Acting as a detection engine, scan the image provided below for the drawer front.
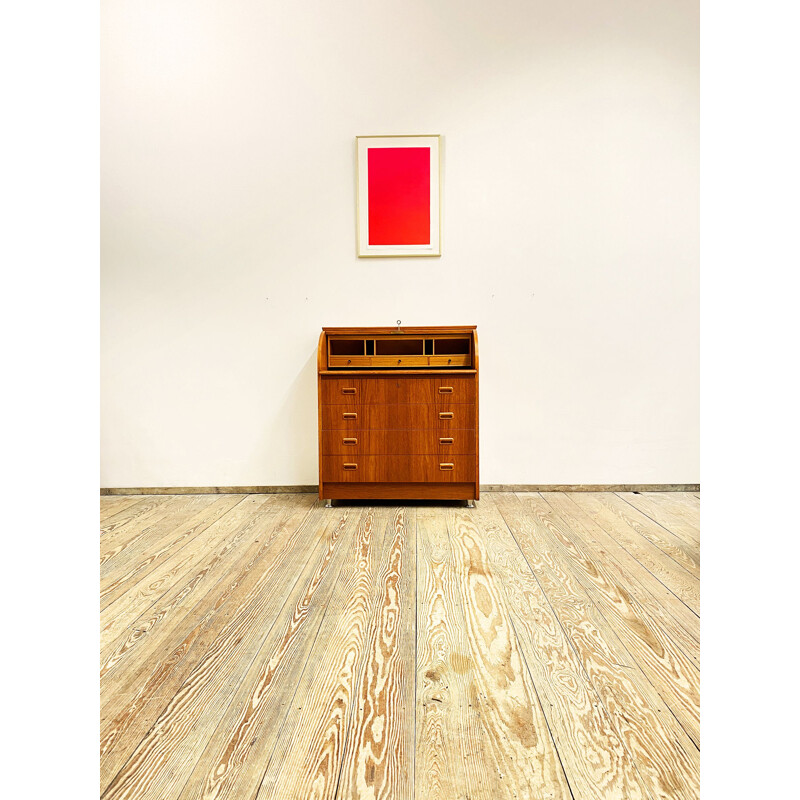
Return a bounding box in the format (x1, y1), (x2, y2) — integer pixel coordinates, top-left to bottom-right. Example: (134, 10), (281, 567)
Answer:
(321, 429), (476, 456)
(321, 403), (476, 431)
(427, 356), (471, 368)
(321, 455), (476, 483)
(320, 376), (475, 405)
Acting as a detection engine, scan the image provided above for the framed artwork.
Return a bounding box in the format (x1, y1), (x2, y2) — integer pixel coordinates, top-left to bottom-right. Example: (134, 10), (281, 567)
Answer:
(356, 134), (441, 257)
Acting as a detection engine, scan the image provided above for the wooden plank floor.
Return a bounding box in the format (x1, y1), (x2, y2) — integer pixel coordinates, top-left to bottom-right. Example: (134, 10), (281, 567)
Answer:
(100, 492), (700, 800)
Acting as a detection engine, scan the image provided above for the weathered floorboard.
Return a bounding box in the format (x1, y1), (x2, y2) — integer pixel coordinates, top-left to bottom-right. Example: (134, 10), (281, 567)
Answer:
(489, 493), (700, 794)
(513, 493), (700, 744)
(100, 496), (323, 794)
(541, 493), (699, 663)
(413, 508), (506, 800)
(589, 492), (699, 578)
(255, 506), (393, 800)
(471, 499), (651, 800)
(101, 495), (150, 523)
(334, 507), (417, 800)
(100, 494), (244, 610)
(100, 493), (700, 800)
(566, 493), (700, 615)
(618, 493), (700, 549)
(445, 507), (572, 800)
(174, 508), (360, 800)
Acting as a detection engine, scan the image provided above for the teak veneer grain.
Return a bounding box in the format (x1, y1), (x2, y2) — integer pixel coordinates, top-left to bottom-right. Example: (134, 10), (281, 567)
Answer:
(318, 326), (480, 503)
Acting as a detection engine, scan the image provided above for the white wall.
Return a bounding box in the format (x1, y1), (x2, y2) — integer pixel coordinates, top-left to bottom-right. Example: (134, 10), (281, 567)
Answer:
(101, 0), (699, 487)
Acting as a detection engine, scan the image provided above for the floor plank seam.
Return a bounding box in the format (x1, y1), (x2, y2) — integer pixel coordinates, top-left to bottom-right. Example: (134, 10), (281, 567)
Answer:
(542, 497), (700, 662)
(329, 505), (396, 800)
(177, 502), (352, 800)
(412, 506), (418, 800)
(100, 496), (270, 660)
(249, 511), (349, 800)
(101, 493), (699, 800)
(499, 492), (701, 782)
(507, 611), (578, 800)
(100, 494), (250, 613)
(561, 493), (700, 621)
(596, 494), (699, 577)
(100, 499), (291, 684)
(614, 492), (701, 555)
(103, 501), (338, 800)
(543, 496), (702, 752)
(539, 494), (701, 660)
(499, 498), (659, 798)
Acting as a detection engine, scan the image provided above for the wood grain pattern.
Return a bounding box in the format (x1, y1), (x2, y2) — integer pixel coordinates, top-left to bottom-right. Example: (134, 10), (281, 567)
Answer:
(593, 492), (700, 576)
(447, 509), (572, 800)
(619, 493), (701, 549)
(103, 505), (353, 800)
(491, 494), (701, 773)
(324, 482), (476, 501)
(254, 507), (393, 799)
(414, 509), (503, 800)
(318, 327), (479, 503)
(521, 494), (701, 742)
(321, 454), (476, 483)
(566, 492), (700, 615)
(101, 495), (151, 522)
(99, 496), (281, 685)
(335, 508), (417, 800)
(100, 496), (248, 649)
(320, 376), (476, 405)
(174, 509), (360, 800)
(541, 493), (699, 660)
(470, 501), (650, 800)
(321, 428), (476, 456)
(100, 495), (320, 794)
(101, 492), (700, 800)
(100, 495), (244, 610)
(100, 496), (184, 563)
(321, 403), (476, 432)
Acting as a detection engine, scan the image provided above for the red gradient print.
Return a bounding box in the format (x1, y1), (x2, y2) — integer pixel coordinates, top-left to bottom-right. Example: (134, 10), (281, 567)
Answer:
(368, 147), (431, 245)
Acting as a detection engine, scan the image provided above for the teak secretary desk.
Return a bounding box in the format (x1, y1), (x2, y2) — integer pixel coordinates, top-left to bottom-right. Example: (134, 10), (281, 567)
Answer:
(317, 325), (479, 504)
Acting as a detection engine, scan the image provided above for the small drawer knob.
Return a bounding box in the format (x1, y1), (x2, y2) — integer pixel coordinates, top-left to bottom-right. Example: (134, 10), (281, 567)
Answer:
(440, 437), (454, 444)
(343, 438), (357, 445)
(439, 463), (455, 470)
(438, 386), (454, 393)
(343, 463), (357, 470)
(342, 387), (357, 394)
(343, 412), (357, 419)
(439, 412), (454, 419)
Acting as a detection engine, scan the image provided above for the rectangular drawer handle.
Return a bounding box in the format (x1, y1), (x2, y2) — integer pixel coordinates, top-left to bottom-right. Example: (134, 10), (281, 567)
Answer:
(342, 412), (357, 419)
(440, 463), (455, 470)
(438, 386), (454, 393)
(439, 437), (454, 444)
(343, 463), (358, 470)
(439, 411), (454, 419)
(342, 438), (357, 445)
(341, 387), (357, 394)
